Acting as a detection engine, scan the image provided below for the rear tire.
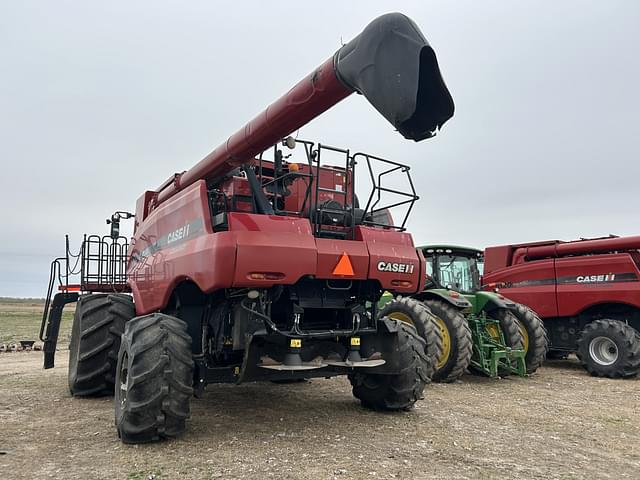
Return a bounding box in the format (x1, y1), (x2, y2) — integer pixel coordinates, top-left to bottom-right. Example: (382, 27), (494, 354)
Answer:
(349, 320), (431, 411)
(115, 313), (194, 444)
(511, 304), (549, 373)
(68, 294), (135, 397)
(490, 308), (524, 350)
(488, 308), (525, 375)
(378, 297), (443, 379)
(424, 299), (472, 383)
(576, 319), (640, 378)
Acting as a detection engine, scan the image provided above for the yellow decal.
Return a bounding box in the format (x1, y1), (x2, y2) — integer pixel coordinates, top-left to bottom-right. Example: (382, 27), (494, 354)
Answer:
(350, 337), (361, 346)
(290, 339), (302, 348)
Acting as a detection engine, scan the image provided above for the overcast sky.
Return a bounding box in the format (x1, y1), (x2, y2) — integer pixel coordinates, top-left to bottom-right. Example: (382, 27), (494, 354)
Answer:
(1, 1), (639, 297)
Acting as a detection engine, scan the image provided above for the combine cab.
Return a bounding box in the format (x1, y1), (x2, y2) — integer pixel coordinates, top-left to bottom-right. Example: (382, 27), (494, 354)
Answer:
(41, 13), (455, 443)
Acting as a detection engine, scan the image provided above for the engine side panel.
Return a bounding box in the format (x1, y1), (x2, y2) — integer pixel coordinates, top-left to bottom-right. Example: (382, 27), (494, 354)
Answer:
(554, 253), (640, 316)
(128, 180), (235, 314)
(482, 258), (558, 317)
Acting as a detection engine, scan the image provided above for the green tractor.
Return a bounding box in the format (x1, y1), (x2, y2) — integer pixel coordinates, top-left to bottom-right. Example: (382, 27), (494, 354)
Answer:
(380, 245), (548, 382)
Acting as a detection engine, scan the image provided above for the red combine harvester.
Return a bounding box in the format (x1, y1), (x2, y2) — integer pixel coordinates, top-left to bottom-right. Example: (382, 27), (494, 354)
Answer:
(483, 235), (640, 378)
(41, 13), (454, 443)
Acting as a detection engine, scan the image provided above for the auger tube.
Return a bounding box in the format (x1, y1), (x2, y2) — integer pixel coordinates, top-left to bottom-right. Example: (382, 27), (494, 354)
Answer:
(153, 12), (454, 208)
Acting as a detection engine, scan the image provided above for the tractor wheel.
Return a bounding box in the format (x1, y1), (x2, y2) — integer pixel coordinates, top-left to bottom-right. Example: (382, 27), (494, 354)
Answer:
(378, 297), (443, 379)
(487, 308), (525, 374)
(424, 299), (472, 383)
(488, 308), (524, 350)
(511, 304), (549, 373)
(349, 320), (431, 411)
(68, 294), (135, 397)
(115, 313), (194, 444)
(576, 319), (640, 378)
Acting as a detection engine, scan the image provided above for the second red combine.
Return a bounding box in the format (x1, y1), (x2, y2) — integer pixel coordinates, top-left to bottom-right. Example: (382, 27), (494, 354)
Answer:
(483, 235), (640, 378)
(41, 13), (455, 443)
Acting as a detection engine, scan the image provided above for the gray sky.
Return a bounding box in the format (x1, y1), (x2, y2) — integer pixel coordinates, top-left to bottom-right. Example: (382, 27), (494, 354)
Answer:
(1, 1), (639, 297)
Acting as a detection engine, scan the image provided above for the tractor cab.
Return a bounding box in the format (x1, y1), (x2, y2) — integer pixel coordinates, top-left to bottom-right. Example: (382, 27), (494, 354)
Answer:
(420, 245), (483, 294)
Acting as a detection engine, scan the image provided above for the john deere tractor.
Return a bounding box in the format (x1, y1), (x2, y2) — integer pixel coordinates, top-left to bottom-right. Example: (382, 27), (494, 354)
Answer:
(380, 245), (548, 382)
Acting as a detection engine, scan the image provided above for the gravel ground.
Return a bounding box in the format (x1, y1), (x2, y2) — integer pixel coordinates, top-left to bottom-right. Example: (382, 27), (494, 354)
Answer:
(1, 351), (638, 479)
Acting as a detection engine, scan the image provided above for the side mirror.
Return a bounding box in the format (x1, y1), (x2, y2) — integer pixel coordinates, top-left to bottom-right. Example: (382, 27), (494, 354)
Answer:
(106, 211), (135, 239)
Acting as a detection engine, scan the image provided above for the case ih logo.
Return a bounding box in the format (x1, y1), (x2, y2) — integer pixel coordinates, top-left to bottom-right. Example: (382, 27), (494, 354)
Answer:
(377, 261), (415, 274)
(576, 274), (616, 283)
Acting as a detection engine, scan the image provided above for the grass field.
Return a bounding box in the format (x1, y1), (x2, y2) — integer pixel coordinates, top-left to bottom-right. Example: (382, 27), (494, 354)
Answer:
(0, 298), (74, 345)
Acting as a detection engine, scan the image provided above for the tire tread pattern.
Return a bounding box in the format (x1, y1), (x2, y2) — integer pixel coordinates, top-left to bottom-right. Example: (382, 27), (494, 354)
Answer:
(68, 294), (134, 397)
(116, 313), (194, 444)
(576, 319), (640, 378)
(349, 321), (430, 411)
(425, 299), (473, 383)
(511, 303), (549, 373)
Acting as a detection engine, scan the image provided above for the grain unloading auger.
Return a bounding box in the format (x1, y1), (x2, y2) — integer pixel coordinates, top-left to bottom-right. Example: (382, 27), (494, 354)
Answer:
(41, 13), (454, 443)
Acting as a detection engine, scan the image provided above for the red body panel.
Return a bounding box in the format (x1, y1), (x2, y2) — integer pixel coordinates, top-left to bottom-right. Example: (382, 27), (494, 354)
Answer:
(483, 236), (640, 319)
(129, 186), (422, 314)
(554, 254), (640, 316)
(484, 259), (558, 317)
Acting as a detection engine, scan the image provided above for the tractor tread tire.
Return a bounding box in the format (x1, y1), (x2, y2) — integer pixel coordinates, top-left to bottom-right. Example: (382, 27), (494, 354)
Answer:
(425, 299), (473, 383)
(491, 309), (524, 350)
(68, 294), (134, 397)
(378, 297), (443, 380)
(489, 308), (525, 375)
(512, 303), (549, 373)
(115, 313), (194, 444)
(576, 319), (640, 378)
(349, 320), (431, 411)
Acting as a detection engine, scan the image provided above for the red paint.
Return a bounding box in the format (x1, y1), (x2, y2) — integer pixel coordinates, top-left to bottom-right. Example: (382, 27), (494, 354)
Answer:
(483, 236), (640, 319)
(129, 184), (423, 314)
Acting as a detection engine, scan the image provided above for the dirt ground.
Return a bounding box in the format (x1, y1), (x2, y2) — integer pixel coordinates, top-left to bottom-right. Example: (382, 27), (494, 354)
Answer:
(0, 351), (638, 480)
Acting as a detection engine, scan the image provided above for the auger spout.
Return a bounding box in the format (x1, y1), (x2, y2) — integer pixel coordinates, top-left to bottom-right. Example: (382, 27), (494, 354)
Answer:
(154, 12), (454, 207)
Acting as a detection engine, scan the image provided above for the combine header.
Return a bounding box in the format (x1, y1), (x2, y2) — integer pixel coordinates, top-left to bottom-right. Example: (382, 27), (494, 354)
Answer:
(41, 13), (454, 443)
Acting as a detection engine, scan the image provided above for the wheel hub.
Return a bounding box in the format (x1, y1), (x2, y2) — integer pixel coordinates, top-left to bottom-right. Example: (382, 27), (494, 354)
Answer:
(588, 336), (618, 366)
(433, 317), (451, 369)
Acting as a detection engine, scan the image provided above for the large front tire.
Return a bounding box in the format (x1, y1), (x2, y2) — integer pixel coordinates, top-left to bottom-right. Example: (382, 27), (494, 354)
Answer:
(68, 294), (134, 397)
(115, 313), (194, 444)
(424, 299), (472, 383)
(349, 320), (431, 411)
(378, 297), (443, 379)
(511, 304), (549, 373)
(576, 319), (640, 378)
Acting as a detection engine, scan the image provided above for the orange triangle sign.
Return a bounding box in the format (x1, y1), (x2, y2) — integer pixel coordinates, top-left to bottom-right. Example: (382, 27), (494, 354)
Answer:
(333, 252), (355, 276)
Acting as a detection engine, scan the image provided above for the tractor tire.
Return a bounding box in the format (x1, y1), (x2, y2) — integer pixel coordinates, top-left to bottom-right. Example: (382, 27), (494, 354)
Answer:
(349, 320), (431, 411)
(576, 319), (640, 378)
(511, 303), (549, 373)
(488, 308), (525, 375)
(68, 294), (135, 397)
(378, 297), (443, 379)
(115, 313), (194, 444)
(489, 308), (525, 350)
(424, 299), (472, 383)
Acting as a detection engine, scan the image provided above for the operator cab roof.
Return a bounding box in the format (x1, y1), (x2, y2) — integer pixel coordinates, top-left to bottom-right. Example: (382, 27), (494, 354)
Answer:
(418, 245), (482, 257)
